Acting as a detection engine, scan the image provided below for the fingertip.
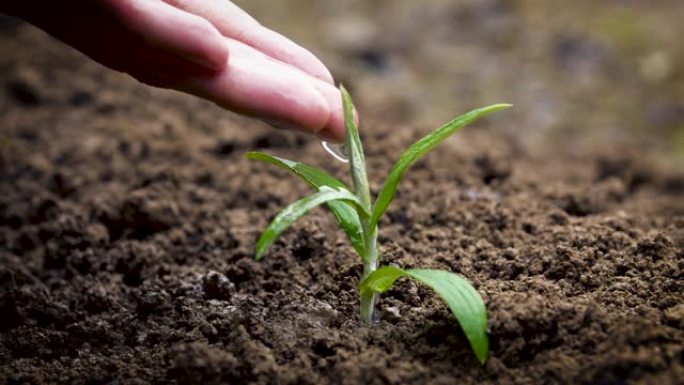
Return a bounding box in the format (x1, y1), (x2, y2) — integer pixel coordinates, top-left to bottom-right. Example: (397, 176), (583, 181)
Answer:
(294, 46), (335, 85)
(310, 82), (357, 143)
(312, 60), (335, 85)
(320, 102), (348, 143)
(315, 105), (359, 143)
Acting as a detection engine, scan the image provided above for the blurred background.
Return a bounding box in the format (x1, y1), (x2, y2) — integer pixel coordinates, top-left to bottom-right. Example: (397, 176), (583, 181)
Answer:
(237, 0), (684, 158)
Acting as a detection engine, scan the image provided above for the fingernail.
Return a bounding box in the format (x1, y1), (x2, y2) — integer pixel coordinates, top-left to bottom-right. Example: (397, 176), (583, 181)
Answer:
(313, 104), (351, 144)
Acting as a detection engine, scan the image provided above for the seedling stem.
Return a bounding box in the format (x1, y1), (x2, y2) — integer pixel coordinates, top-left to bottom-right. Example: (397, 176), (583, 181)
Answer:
(360, 226), (378, 323)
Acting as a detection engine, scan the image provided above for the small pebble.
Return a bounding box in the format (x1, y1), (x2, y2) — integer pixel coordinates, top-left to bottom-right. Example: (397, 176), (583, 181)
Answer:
(382, 306), (401, 321)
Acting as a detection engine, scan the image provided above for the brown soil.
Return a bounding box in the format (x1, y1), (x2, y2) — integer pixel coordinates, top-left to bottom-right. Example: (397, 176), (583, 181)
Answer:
(1, 9), (683, 385)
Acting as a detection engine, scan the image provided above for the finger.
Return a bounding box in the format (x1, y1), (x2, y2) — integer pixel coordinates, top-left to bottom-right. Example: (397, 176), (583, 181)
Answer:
(310, 78), (353, 142)
(239, 27), (335, 85)
(107, 0), (229, 71)
(15, 0), (224, 87)
(163, 0), (334, 84)
(176, 39), (347, 142)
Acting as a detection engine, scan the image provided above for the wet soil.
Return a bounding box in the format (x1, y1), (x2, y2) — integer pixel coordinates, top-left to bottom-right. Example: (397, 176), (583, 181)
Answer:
(1, 6), (683, 385)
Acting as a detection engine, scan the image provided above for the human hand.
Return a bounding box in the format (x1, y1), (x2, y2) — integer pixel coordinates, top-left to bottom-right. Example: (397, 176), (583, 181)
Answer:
(4, 0), (348, 141)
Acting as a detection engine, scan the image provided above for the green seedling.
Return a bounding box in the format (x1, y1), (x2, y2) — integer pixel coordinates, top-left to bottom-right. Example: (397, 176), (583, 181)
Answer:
(247, 86), (511, 364)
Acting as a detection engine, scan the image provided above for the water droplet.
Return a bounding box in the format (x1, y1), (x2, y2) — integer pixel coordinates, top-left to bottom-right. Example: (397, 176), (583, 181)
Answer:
(321, 141), (349, 163)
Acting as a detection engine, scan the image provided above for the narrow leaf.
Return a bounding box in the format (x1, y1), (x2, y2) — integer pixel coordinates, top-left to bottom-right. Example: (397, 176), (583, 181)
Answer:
(341, 86), (371, 210)
(255, 187), (367, 260)
(246, 151), (349, 189)
(247, 151), (365, 256)
(360, 266), (489, 364)
(369, 104), (512, 230)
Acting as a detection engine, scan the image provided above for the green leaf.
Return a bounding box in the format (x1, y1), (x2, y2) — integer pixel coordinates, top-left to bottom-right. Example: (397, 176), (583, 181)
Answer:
(255, 187), (368, 260)
(369, 104), (512, 230)
(360, 266), (489, 364)
(246, 151), (349, 190)
(341, 86), (371, 210)
(246, 151), (365, 256)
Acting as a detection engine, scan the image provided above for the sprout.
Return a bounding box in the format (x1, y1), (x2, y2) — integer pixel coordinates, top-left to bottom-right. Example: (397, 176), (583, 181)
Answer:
(247, 86), (511, 364)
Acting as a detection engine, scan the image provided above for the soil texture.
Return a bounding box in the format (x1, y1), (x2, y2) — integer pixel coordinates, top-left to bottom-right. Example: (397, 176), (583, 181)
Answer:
(1, 7), (683, 385)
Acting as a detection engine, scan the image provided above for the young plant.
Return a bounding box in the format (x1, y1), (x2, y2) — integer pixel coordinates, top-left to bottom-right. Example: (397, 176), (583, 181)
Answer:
(247, 87), (511, 364)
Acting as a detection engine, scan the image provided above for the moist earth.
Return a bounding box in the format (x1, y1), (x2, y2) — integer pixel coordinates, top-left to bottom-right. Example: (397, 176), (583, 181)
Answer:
(1, 14), (683, 385)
